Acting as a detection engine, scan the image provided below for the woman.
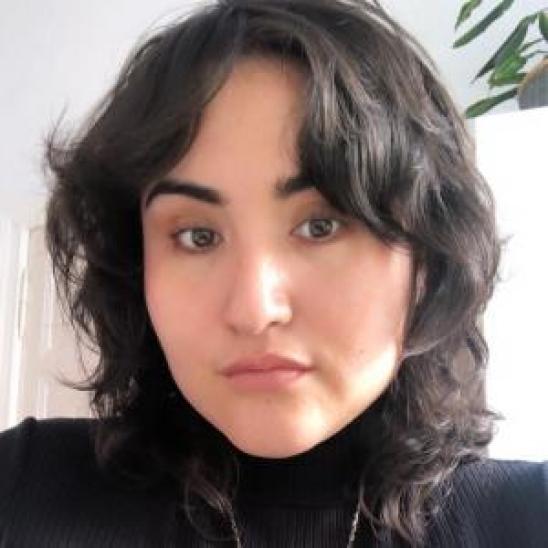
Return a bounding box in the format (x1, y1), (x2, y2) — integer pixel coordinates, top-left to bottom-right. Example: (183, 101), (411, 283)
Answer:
(0, 0), (546, 546)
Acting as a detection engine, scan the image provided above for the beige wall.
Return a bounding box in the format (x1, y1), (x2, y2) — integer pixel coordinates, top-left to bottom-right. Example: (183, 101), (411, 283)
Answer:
(9, 226), (92, 428)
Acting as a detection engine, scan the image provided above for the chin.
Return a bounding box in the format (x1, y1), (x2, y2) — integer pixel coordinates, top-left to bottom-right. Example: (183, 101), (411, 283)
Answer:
(234, 438), (319, 459)
(223, 419), (329, 459)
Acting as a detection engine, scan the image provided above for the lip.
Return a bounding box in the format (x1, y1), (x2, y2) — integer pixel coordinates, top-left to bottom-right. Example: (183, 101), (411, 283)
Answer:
(222, 353), (313, 390)
(223, 353), (312, 376)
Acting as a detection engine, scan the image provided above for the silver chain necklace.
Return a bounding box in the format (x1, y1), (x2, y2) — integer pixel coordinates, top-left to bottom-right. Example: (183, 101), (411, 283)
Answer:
(227, 492), (362, 548)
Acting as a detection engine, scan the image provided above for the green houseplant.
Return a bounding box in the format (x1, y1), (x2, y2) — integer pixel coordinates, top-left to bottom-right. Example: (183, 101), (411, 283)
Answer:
(453, 0), (548, 117)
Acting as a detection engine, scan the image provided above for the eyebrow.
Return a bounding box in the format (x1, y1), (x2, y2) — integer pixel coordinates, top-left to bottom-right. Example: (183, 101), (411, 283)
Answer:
(143, 174), (314, 208)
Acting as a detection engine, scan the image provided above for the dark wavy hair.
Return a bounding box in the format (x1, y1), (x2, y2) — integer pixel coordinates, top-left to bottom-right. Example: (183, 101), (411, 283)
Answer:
(44, 0), (501, 545)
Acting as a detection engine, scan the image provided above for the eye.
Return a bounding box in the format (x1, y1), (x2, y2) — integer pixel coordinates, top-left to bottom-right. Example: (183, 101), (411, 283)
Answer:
(171, 227), (221, 253)
(294, 215), (345, 241)
(170, 212), (347, 254)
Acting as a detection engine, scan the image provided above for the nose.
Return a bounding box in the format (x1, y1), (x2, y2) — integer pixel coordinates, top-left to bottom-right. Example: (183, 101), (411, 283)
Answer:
(223, 253), (293, 336)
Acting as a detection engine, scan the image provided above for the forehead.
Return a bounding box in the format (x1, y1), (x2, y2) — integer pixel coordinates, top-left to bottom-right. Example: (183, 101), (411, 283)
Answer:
(208, 54), (306, 116)
(188, 55), (306, 156)
(144, 56), (310, 206)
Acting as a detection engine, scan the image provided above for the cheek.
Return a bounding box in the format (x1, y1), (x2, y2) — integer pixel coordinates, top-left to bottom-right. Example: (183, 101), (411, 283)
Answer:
(143, 251), (195, 349)
(144, 248), (172, 325)
(143, 249), (222, 374)
(316, 248), (411, 363)
(144, 271), (178, 358)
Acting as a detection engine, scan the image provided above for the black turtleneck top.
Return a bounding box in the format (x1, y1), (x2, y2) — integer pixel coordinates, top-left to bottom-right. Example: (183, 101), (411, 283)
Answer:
(0, 416), (546, 547)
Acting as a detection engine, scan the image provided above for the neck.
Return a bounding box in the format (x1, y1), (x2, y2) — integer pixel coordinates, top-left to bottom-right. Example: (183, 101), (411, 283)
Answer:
(233, 412), (372, 506)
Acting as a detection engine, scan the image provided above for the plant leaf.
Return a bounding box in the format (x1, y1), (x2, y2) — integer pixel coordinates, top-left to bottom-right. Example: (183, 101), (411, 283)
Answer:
(488, 52), (527, 86)
(454, 0), (514, 48)
(473, 14), (538, 80)
(519, 38), (543, 53)
(465, 88), (518, 118)
(540, 10), (548, 41)
(455, 0), (483, 30)
(489, 72), (526, 88)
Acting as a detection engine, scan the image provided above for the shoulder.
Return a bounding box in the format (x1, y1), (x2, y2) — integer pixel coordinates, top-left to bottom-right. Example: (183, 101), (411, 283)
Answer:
(0, 415), (95, 455)
(427, 457), (548, 547)
(0, 414), (96, 449)
(451, 457), (547, 508)
(0, 416), (97, 505)
(0, 417), (175, 547)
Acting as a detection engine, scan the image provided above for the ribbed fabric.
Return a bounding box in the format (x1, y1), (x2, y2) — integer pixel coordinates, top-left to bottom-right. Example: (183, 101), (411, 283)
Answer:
(0, 416), (547, 547)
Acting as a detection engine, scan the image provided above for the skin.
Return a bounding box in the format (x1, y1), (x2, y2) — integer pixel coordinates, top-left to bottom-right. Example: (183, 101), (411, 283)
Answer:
(142, 56), (412, 458)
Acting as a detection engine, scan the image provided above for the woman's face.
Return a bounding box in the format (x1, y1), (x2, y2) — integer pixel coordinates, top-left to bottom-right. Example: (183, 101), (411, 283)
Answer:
(142, 56), (412, 458)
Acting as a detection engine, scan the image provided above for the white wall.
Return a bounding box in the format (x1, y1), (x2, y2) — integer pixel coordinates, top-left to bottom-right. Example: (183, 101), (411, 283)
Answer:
(0, 0), (199, 225)
(476, 107), (548, 462)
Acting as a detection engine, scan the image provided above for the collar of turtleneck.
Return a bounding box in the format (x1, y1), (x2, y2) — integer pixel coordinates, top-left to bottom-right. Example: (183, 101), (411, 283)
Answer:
(233, 412), (370, 507)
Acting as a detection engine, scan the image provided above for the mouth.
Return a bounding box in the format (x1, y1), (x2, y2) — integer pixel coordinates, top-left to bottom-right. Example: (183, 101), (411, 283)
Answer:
(222, 353), (314, 390)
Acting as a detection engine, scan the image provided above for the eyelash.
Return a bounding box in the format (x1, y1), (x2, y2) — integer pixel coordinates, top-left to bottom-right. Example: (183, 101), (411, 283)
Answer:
(169, 212), (348, 254)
